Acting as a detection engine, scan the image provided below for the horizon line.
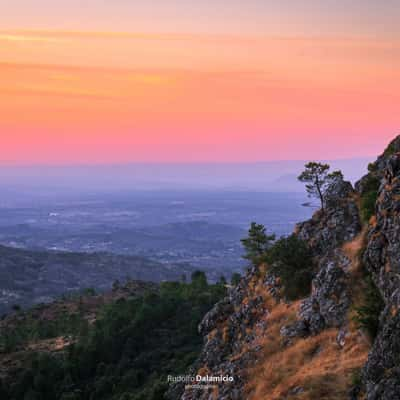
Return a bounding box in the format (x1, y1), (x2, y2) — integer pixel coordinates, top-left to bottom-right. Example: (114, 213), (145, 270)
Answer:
(0, 156), (376, 169)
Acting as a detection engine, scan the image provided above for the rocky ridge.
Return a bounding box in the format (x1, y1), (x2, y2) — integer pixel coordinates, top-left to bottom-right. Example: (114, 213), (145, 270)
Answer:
(178, 136), (400, 400)
(360, 136), (400, 400)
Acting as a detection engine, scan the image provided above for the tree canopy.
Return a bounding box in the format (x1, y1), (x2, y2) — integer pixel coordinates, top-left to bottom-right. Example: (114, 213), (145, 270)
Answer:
(241, 222), (275, 266)
(298, 162), (343, 211)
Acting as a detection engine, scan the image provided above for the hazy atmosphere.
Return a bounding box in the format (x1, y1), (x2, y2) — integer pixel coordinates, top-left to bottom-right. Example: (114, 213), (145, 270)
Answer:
(1, 2), (399, 400)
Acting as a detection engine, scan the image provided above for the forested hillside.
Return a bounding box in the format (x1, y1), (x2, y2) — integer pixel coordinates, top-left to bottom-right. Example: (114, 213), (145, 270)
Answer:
(0, 274), (227, 400)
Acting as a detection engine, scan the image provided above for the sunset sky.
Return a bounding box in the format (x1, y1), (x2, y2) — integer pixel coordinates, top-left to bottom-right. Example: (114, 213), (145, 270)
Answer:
(1, 1), (399, 164)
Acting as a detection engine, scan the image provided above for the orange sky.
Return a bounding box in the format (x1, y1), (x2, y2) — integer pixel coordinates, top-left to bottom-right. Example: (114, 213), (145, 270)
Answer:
(1, 3), (399, 164)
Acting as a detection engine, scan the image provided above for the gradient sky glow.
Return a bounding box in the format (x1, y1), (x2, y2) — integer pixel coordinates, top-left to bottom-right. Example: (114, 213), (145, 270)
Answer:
(1, 1), (399, 164)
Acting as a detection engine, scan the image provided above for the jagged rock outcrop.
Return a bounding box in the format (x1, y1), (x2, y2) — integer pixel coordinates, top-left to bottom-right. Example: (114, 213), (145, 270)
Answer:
(282, 178), (360, 337)
(179, 175), (364, 399)
(356, 136), (400, 195)
(296, 251), (352, 334)
(178, 137), (400, 400)
(359, 136), (400, 400)
(176, 266), (272, 400)
(296, 178), (360, 256)
(280, 250), (353, 339)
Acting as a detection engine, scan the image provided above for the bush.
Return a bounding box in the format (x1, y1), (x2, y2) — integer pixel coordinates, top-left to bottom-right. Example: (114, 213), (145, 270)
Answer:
(359, 173), (380, 223)
(360, 190), (378, 223)
(354, 275), (384, 339)
(266, 235), (314, 300)
(241, 222), (275, 266)
(231, 273), (241, 286)
(361, 174), (380, 194)
(191, 270), (208, 289)
(383, 140), (398, 156)
(367, 162), (377, 173)
(351, 368), (362, 387)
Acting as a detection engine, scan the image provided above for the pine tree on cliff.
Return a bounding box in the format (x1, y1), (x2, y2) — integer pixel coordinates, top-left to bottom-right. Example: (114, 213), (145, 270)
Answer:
(298, 162), (343, 212)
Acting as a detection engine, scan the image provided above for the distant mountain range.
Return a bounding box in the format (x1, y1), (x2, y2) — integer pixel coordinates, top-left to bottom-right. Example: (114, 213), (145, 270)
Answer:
(0, 158), (373, 193)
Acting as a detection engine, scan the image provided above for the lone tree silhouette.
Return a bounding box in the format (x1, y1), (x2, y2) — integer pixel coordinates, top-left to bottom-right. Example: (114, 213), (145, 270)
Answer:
(298, 162), (343, 212)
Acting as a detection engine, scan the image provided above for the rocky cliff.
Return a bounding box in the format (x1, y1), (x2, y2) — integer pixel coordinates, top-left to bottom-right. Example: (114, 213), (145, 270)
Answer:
(176, 136), (400, 400)
(360, 136), (400, 400)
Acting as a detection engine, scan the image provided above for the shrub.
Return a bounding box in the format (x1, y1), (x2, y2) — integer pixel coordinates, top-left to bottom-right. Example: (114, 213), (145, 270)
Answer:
(359, 173), (380, 223)
(241, 222), (275, 266)
(383, 140), (398, 156)
(191, 270), (208, 289)
(360, 190), (378, 223)
(351, 368), (362, 387)
(354, 276), (384, 339)
(361, 174), (380, 194)
(266, 235), (314, 300)
(367, 162), (377, 173)
(231, 273), (241, 286)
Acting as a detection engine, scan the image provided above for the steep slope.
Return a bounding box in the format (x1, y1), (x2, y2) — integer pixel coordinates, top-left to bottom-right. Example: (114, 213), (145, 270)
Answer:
(358, 136), (400, 399)
(179, 137), (400, 400)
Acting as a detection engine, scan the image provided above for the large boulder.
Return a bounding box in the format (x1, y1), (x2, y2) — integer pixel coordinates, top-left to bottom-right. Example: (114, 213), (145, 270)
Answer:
(300, 252), (350, 331)
(281, 250), (352, 337)
(356, 135), (400, 195)
(296, 178), (360, 256)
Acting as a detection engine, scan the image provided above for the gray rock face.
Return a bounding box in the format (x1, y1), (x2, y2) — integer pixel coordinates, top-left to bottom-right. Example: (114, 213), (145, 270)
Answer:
(177, 136), (400, 400)
(280, 319), (309, 338)
(355, 136), (400, 195)
(296, 178), (360, 256)
(305, 252), (351, 328)
(324, 178), (354, 206)
(199, 298), (235, 337)
(361, 145), (400, 399)
(363, 310), (400, 400)
(282, 250), (352, 336)
(284, 178), (360, 337)
(179, 176), (363, 400)
(173, 266), (272, 400)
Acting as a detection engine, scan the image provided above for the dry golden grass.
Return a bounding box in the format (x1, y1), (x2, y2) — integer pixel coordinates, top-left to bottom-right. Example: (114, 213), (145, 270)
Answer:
(207, 328), (218, 341)
(342, 229), (367, 274)
(222, 325), (230, 343)
(197, 366), (211, 376)
(342, 229), (377, 346)
(244, 232), (371, 400)
(26, 336), (73, 352)
(245, 318), (369, 400)
(342, 229), (370, 316)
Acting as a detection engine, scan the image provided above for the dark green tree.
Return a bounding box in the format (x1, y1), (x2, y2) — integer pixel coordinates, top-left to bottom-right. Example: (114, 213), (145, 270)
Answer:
(298, 162), (343, 211)
(218, 276), (227, 285)
(230, 273), (241, 286)
(354, 276), (384, 339)
(191, 270), (208, 290)
(241, 222), (275, 266)
(12, 304), (21, 312)
(267, 234), (314, 300)
(112, 280), (121, 291)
